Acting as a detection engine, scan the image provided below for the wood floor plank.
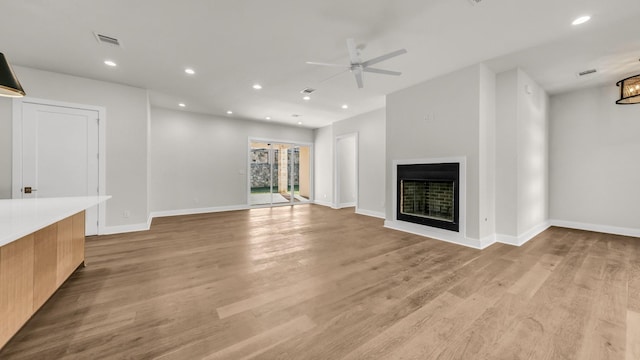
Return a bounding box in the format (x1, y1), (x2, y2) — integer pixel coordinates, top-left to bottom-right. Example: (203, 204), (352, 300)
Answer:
(0, 206), (638, 359)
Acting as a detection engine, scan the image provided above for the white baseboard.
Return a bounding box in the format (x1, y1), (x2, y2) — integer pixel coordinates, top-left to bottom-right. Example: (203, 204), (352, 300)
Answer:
(150, 204), (249, 219)
(337, 202), (356, 209)
(550, 219), (640, 238)
(384, 220), (484, 249)
(313, 200), (335, 208)
(102, 220), (151, 235)
(479, 234), (497, 249)
(496, 221), (551, 246)
(355, 208), (386, 219)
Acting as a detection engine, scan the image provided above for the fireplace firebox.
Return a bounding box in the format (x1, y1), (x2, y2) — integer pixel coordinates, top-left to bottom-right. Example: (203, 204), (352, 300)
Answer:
(397, 163), (460, 232)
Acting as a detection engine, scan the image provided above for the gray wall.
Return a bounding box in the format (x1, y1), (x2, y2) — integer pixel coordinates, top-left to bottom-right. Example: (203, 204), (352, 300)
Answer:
(386, 64), (482, 239)
(333, 109), (386, 216)
(496, 68), (549, 239)
(550, 84), (640, 231)
(313, 125), (333, 206)
(0, 66), (150, 228)
(149, 107), (313, 212)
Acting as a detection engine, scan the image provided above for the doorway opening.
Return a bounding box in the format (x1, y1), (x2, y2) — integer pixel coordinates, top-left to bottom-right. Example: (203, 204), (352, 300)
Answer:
(335, 133), (358, 209)
(249, 140), (312, 207)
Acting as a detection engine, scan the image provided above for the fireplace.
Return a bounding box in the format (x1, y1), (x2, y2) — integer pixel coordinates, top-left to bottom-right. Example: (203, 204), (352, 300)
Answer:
(397, 163), (460, 232)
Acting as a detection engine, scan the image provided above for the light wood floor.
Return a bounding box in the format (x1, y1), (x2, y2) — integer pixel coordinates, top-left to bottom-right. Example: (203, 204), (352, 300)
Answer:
(1, 205), (638, 359)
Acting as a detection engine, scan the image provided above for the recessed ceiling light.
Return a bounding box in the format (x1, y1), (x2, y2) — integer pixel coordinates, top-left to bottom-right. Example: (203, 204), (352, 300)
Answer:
(178, 103), (186, 107)
(104, 60), (117, 67)
(297, 121), (303, 125)
(185, 68), (195, 75)
(303, 95), (311, 101)
(253, 84), (263, 90)
(341, 104), (349, 109)
(226, 110), (233, 115)
(572, 15), (591, 26)
(265, 116), (271, 120)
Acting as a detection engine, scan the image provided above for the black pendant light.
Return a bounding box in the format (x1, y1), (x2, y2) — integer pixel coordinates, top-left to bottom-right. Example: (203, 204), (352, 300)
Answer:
(0, 52), (25, 98)
(615, 74), (640, 104)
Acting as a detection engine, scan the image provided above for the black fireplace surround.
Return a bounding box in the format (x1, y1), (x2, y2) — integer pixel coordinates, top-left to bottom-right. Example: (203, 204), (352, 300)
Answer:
(397, 163), (460, 232)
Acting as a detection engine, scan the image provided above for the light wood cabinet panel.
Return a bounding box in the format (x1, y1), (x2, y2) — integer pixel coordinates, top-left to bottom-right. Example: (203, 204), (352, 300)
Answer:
(56, 216), (73, 286)
(71, 211), (85, 267)
(33, 224), (58, 310)
(0, 234), (35, 349)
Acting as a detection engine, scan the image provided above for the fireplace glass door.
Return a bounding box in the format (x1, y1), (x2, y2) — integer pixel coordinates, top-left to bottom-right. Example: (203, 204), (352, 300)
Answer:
(400, 180), (455, 222)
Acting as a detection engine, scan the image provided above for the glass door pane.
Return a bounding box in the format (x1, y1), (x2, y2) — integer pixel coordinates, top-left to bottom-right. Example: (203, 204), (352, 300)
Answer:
(250, 142), (273, 206)
(272, 143), (292, 204)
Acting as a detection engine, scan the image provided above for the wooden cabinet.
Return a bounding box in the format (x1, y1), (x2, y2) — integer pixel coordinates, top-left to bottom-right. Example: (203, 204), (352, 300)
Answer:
(0, 211), (85, 349)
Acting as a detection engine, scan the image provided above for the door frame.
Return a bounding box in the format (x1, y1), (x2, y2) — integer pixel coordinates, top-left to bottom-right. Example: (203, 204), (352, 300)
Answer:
(12, 97), (107, 234)
(247, 137), (314, 208)
(334, 132), (359, 209)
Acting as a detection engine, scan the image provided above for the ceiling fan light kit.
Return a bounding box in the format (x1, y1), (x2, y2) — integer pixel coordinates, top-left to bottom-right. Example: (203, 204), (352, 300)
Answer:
(615, 74), (640, 104)
(307, 38), (407, 89)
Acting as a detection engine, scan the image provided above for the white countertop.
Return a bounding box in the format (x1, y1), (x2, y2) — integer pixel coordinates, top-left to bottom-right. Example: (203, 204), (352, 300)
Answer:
(0, 196), (111, 247)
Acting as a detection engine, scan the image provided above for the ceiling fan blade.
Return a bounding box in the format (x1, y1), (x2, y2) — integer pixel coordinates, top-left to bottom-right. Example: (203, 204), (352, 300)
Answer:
(361, 48), (407, 67)
(353, 67), (364, 88)
(363, 67), (401, 76)
(306, 61), (348, 68)
(319, 69), (350, 83)
(346, 38), (361, 65)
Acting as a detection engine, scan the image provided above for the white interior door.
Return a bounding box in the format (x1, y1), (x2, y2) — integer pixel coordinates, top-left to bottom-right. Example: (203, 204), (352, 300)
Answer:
(17, 102), (100, 235)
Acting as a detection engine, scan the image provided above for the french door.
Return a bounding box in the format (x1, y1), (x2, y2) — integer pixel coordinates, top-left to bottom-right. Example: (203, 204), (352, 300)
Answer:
(249, 141), (311, 206)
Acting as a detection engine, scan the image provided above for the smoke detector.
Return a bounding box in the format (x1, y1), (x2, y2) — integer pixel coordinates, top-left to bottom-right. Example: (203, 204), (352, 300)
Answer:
(300, 88), (316, 95)
(94, 32), (122, 47)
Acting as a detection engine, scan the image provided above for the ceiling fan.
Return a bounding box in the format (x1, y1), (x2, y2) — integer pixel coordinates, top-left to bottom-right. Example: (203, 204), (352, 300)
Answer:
(306, 38), (407, 89)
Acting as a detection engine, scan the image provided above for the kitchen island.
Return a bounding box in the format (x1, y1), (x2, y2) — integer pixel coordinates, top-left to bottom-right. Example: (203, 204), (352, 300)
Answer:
(0, 196), (110, 349)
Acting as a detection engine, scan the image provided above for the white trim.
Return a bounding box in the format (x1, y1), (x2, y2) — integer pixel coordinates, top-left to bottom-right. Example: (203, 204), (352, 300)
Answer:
(12, 97), (107, 235)
(384, 219), (483, 249)
(496, 221), (551, 246)
(102, 221), (151, 235)
(313, 200), (335, 208)
(550, 219), (640, 238)
(479, 234), (497, 249)
(355, 208), (385, 219)
(334, 133), (359, 211)
(390, 157), (467, 239)
(151, 204), (249, 219)
(337, 202), (356, 209)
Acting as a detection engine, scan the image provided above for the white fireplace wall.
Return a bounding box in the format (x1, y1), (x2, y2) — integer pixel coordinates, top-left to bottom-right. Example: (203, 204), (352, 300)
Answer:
(386, 64), (484, 240)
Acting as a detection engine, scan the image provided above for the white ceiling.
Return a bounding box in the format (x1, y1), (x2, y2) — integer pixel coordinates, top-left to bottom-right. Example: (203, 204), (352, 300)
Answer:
(1, 0), (639, 129)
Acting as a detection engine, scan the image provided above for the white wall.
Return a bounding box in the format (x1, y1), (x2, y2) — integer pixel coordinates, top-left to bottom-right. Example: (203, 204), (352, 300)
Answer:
(0, 66), (150, 229)
(478, 64), (497, 239)
(516, 70), (549, 235)
(0, 98), (11, 198)
(333, 109), (386, 217)
(496, 68), (549, 241)
(336, 135), (356, 207)
(313, 125), (333, 207)
(550, 85), (640, 234)
(386, 64), (482, 240)
(149, 107), (313, 212)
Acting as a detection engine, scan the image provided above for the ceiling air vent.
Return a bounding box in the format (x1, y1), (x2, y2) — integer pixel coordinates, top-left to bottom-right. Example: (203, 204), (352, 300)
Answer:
(94, 33), (121, 47)
(300, 88), (316, 95)
(577, 69), (597, 77)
